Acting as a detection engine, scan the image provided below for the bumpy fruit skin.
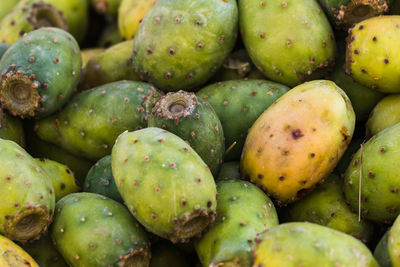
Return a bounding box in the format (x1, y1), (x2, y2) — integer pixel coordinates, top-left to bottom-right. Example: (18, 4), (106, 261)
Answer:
(253, 222), (379, 267)
(0, 1), (67, 45)
(148, 91), (225, 176)
(217, 162), (240, 181)
(0, 27), (82, 118)
(375, 230), (392, 267)
(0, 109), (25, 147)
(0, 0), (20, 21)
(35, 158), (80, 202)
(79, 41), (140, 91)
(133, 0), (238, 91)
(0, 234), (38, 267)
(346, 16), (400, 93)
(35, 81), (161, 161)
(118, 0), (157, 40)
(366, 95), (400, 137)
(84, 155), (123, 203)
(241, 80), (355, 205)
(318, 0), (390, 29)
(150, 240), (191, 267)
(111, 128), (217, 243)
(281, 175), (373, 243)
(197, 80), (289, 161)
(390, 215), (400, 266)
(0, 139), (55, 242)
(92, 0), (121, 16)
(239, 0), (336, 87)
(344, 123), (400, 223)
(50, 193), (150, 267)
(195, 179), (278, 267)
(0, 43), (10, 58)
(21, 234), (68, 267)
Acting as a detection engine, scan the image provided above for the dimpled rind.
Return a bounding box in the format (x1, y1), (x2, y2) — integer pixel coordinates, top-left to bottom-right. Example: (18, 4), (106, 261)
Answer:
(239, 0), (336, 87)
(0, 235), (38, 267)
(197, 80), (289, 161)
(195, 179), (278, 267)
(132, 0), (238, 91)
(50, 193), (150, 267)
(375, 230), (392, 267)
(345, 16), (400, 93)
(241, 80), (355, 205)
(366, 95), (400, 137)
(253, 222), (379, 267)
(344, 123), (400, 223)
(111, 128), (217, 243)
(35, 81), (161, 161)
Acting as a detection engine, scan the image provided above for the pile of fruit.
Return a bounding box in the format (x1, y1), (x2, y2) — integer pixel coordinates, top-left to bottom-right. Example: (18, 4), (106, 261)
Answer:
(1, 0), (400, 266)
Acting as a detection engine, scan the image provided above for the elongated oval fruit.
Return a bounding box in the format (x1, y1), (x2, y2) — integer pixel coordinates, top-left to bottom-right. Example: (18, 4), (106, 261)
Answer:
(0, 234), (38, 266)
(241, 80), (355, 205)
(239, 0), (336, 87)
(366, 94), (400, 137)
(253, 222), (379, 267)
(346, 16), (400, 93)
(112, 128), (217, 243)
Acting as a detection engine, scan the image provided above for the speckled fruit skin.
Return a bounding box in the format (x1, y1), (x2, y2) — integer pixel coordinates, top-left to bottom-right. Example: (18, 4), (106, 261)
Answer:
(366, 95), (400, 137)
(148, 91), (225, 176)
(344, 123), (400, 223)
(0, 43), (10, 58)
(334, 136), (364, 175)
(0, 27), (82, 118)
(375, 230), (392, 267)
(241, 80), (355, 205)
(35, 81), (161, 161)
(132, 0), (238, 92)
(281, 175), (373, 243)
(0, 0), (19, 21)
(195, 179), (278, 267)
(0, 139), (55, 243)
(50, 193), (150, 267)
(0, 109), (25, 148)
(239, 0), (336, 87)
(197, 80), (289, 161)
(346, 16), (400, 93)
(111, 128), (217, 243)
(0, 235), (38, 267)
(84, 155), (123, 203)
(253, 222), (379, 267)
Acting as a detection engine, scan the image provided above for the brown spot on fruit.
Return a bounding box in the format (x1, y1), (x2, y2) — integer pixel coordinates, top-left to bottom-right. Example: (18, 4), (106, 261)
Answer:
(291, 129), (304, 139)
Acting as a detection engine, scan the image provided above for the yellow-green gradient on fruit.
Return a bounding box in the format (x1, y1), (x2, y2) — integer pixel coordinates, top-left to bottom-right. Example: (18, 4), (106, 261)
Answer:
(0, 235), (38, 266)
(366, 94), (400, 137)
(346, 16), (400, 93)
(240, 80), (355, 204)
(0, 0), (19, 21)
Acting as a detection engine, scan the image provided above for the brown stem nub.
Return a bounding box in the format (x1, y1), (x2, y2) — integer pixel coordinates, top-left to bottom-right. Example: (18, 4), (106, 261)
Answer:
(7, 208), (50, 242)
(120, 249), (150, 267)
(0, 74), (41, 117)
(156, 91), (196, 120)
(337, 0), (389, 28)
(28, 2), (68, 30)
(170, 212), (214, 243)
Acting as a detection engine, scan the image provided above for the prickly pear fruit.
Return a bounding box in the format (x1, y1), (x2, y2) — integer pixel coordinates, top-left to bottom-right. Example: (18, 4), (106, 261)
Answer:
(0, 1), (67, 45)
(148, 91), (225, 176)
(98, 20), (122, 48)
(217, 162), (240, 181)
(389, 215), (400, 266)
(281, 175), (373, 243)
(150, 240), (192, 267)
(51, 193), (150, 267)
(0, 43), (10, 58)
(111, 128), (217, 243)
(0, 0), (19, 21)
(239, 0), (336, 87)
(0, 139), (55, 242)
(92, 0), (121, 16)
(344, 123), (400, 223)
(21, 234), (68, 267)
(84, 155), (123, 203)
(241, 80), (355, 205)
(197, 80), (289, 161)
(375, 230), (392, 267)
(253, 222), (379, 267)
(78, 41), (140, 91)
(334, 136), (364, 175)
(132, 0), (238, 91)
(118, 0), (157, 40)
(366, 95), (400, 137)
(0, 234), (38, 267)
(0, 109), (25, 147)
(0, 27), (82, 118)
(318, 0), (390, 29)
(346, 16), (400, 93)
(195, 179), (278, 267)
(35, 158), (80, 202)
(80, 48), (105, 67)
(35, 81), (161, 161)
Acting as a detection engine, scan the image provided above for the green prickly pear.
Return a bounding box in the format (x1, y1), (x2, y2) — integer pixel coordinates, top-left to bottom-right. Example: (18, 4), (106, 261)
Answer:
(375, 230), (392, 267)
(0, 27), (82, 118)
(0, 139), (55, 242)
(80, 48), (105, 68)
(334, 136), (364, 175)
(0, 1), (67, 45)
(132, 0), (238, 91)
(0, 234), (39, 266)
(84, 155), (123, 203)
(239, 0), (336, 87)
(150, 240), (192, 267)
(253, 222), (379, 266)
(366, 95), (400, 137)
(111, 128), (217, 243)
(345, 16), (400, 93)
(197, 80), (289, 161)
(0, 0), (20, 21)
(217, 161), (240, 181)
(0, 43), (10, 58)
(50, 193), (150, 267)
(195, 179), (278, 267)
(35, 81), (162, 161)
(389, 215), (400, 266)
(0, 109), (25, 147)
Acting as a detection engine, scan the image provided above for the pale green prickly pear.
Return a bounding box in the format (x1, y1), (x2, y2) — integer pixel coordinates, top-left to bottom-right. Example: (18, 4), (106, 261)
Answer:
(366, 95), (400, 137)
(375, 230), (392, 267)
